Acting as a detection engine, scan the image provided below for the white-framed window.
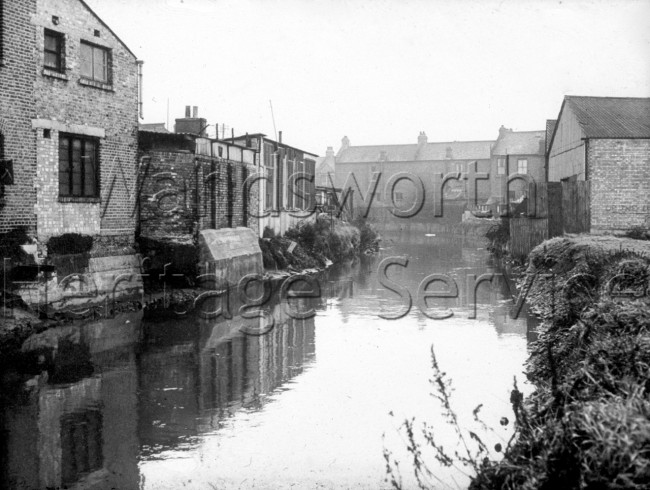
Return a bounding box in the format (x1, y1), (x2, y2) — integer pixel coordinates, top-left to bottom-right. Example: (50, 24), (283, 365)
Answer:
(517, 159), (528, 174)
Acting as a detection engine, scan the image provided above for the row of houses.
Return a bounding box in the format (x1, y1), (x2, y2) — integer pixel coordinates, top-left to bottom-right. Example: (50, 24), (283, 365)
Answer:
(320, 96), (650, 233)
(0, 0), (318, 309)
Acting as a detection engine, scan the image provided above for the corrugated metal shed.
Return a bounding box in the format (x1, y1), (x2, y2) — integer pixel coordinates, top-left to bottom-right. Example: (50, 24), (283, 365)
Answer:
(565, 96), (650, 138)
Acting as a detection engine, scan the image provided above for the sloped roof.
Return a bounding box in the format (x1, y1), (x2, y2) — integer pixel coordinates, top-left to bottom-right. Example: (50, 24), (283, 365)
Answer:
(139, 123), (169, 133)
(337, 140), (493, 163)
(492, 130), (546, 156)
(564, 96), (650, 138)
(79, 0), (137, 59)
(545, 120), (557, 153)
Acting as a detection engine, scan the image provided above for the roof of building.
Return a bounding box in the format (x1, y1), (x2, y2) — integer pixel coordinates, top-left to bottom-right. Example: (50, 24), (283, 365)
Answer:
(336, 140), (494, 163)
(564, 96), (650, 138)
(228, 134), (318, 158)
(492, 130), (546, 155)
(545, 120), (557, 153)
(79, 0), (138, 59)
(139, 123), (169, 133)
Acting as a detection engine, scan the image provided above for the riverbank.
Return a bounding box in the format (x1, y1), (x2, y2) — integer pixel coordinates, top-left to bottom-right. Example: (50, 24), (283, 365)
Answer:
(259, 216), (379, 270)
(472, 235), (650, 489)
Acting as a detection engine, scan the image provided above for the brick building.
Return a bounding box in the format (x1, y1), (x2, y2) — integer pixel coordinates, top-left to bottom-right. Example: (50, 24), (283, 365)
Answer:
(315, 146), (336, 187)
(138, 125), (258, 239)
(0, 0), (39, 235)
(1, 0), (142, 246)
(334, 133), (493, 224)
(488, 126), (546, 209)
(226, 132), (317, 236)
(1, 0), (143, 308)
(547, 96), (650, 232)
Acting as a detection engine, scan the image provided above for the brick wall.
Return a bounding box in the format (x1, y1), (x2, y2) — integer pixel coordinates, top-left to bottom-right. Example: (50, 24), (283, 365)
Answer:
(138, 150), (259, 238)
(588, 138), (650, 232)
(0, 0), (38, 235)
(32, 0), (139, 245)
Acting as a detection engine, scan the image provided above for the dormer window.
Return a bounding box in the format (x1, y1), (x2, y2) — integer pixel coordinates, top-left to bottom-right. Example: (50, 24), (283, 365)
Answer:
(44, 29), (65, 72)
(80, 41), (110, 83)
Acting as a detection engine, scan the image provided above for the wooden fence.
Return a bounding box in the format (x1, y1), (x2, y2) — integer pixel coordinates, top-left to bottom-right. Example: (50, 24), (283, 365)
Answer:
(509, 181), (591, 259)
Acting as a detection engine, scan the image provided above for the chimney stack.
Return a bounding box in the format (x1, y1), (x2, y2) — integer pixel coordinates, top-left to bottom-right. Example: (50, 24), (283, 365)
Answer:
(326, 146), (334, 157)
(418, 131), (428, 146)
(341, 135), (350, 151)
(175, 105), (207, 137)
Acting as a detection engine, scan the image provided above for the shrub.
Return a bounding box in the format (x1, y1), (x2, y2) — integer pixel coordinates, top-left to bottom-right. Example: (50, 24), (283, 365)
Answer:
(486, 219), (509, 256)
(47, 233), (94, 255)
(0, 226), (32, 263)
(624, 226), (650, 241)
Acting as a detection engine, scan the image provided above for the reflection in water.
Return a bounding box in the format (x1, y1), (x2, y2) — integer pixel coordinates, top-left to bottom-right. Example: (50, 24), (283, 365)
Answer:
(0, 312), (141, 490)
(1, 230), (539, 489)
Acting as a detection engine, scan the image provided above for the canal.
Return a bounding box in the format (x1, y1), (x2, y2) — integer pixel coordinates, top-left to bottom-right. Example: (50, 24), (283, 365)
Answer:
(1, 232), (537, 489)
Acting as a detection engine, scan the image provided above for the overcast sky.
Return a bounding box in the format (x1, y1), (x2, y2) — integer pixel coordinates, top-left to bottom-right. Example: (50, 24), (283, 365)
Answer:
(86, 0), (650, 155)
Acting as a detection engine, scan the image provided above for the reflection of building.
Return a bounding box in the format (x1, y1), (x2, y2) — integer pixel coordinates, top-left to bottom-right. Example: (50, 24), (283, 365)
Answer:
(1, 312), (143, 489)
(137, 292), (316, 456)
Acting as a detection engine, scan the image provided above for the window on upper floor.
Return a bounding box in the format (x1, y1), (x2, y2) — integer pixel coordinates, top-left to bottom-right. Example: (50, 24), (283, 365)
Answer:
(44, 29), (65, 72)
(497, 158), (506, 175)
(517, 159), (528, 174)
(59, 134), (99, 198)
(80, 41), (110, 83)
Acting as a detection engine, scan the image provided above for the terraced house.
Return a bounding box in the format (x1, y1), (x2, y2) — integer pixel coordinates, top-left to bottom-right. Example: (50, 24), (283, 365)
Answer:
(0, 0), (143, 309)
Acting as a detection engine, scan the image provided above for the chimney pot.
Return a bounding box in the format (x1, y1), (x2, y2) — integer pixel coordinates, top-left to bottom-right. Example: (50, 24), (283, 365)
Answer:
(278, 131), (283, 144)
(193, 106), (198, 118)
(185, 106), (191, 117)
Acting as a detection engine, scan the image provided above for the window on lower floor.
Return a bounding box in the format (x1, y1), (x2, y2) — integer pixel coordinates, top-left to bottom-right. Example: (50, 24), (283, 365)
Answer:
(59, 134), (99, 197)
(517, 159), (528, 174)
(44, 29), (65, 72)
(80, 41), (110, 83)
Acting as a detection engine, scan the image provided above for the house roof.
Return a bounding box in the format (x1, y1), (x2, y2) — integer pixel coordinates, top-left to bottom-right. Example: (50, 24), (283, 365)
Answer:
(564, 96), (650, 138)
(545, 120), (557, 153)
(336, 140), (493, 163)
(492, 130), (546, 156)
(228, 133), (318, 157)
(139, 123), (169, 133)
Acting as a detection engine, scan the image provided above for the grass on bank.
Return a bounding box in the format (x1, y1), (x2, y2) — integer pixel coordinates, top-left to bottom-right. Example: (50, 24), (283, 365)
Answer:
(259, 217), (380, 270)
(386, 236), (650, 490)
